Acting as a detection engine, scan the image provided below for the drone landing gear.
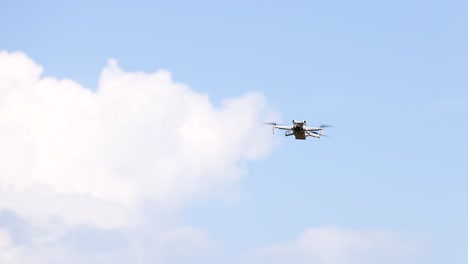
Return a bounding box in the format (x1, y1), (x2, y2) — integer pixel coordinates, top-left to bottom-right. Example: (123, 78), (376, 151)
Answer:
(306, 132), (321, 138)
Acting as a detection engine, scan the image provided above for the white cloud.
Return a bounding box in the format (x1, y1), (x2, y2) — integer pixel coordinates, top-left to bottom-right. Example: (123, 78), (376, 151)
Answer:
(0, 50), (276, 230)
(245, 226), (427, 264)
(0, 50), (281, 263)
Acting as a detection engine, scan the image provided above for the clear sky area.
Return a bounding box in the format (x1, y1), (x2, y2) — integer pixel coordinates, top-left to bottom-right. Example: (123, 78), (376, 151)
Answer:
(1, 1), (467, 263)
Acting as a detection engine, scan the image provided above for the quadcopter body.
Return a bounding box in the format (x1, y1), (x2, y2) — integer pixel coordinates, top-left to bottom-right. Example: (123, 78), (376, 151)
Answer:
(267, 120), (327, 140)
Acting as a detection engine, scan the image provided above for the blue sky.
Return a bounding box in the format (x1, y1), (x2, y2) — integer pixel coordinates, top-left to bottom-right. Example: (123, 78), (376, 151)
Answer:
(1, 1), (467, 263)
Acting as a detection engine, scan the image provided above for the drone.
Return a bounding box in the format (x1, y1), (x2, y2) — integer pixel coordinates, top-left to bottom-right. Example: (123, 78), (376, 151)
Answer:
(265, 120), (329, 140)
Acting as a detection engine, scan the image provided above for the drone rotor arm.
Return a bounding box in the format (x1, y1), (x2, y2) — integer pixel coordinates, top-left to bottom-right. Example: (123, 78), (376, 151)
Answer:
(306, 131), (321, 138)
(305, 127), (322, 131)
(275, 125), (293, 130)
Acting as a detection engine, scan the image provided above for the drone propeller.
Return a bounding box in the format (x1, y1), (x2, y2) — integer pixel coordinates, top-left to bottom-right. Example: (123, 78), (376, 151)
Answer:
(264, 122), (278, 134)
(317, 124), (332, 138)
(264, 122), (278, 126)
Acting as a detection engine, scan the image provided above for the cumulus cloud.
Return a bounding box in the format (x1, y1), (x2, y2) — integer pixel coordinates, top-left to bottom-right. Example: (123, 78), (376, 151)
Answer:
(0, 51), (276, 231)
(0, 50), (281, 263)
(245, 226), (428, 264)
